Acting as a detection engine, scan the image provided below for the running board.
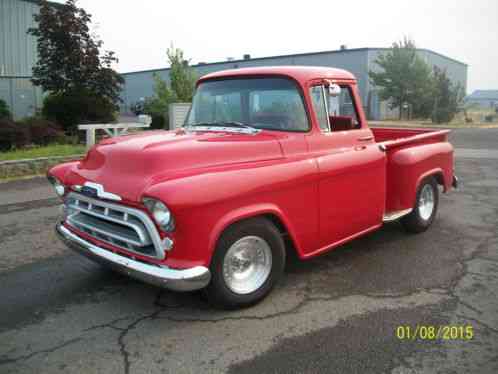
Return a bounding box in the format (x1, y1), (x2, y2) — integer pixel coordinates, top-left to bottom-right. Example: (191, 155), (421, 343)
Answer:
(383, 208), (412, 222)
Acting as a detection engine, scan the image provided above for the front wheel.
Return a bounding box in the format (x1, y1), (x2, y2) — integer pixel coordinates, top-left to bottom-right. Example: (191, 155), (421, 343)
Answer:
(204, 217), (286, 309)
(401, 176), (439, 233)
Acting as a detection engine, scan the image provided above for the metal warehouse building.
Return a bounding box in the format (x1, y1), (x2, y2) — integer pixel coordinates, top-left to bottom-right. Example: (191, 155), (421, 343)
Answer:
(121, 48), (468, 120)
(0, 0), (55, 119)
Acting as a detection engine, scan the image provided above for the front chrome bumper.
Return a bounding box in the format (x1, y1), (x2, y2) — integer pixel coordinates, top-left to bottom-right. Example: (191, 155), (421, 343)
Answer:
(56, 223), (211, 292)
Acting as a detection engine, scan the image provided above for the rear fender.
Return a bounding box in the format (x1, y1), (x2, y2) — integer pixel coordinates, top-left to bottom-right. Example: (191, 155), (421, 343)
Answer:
(386, 142), (453, 212)
(416, 169), (445, 192)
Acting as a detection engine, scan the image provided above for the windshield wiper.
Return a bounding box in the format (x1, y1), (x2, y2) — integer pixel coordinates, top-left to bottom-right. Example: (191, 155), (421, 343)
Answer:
(185, 121), (260, 134)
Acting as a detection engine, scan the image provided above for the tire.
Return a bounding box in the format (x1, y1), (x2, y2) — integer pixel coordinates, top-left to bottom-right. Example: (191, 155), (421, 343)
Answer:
(204, 217), (286, 309)
(401, 176), (439, 233)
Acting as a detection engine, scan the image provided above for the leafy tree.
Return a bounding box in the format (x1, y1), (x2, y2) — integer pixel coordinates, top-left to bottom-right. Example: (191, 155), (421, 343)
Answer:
(369, 38), (434, 119)
(431, 67), (463, 123)
(28, 0), (123, 130)
(167, 47), (196, 102)
(143, 46), (196, 129)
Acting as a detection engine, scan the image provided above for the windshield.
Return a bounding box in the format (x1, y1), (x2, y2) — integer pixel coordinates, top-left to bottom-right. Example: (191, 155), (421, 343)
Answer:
(186, 77), (309, 132)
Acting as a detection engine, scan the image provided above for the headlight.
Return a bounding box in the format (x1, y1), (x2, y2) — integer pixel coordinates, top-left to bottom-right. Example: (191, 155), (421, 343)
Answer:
(143, 198), (175, 232)
(48, 176), (65, 197)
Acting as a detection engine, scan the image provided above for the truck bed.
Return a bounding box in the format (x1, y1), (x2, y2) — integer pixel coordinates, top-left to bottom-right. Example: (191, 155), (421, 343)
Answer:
(371, 127), (450, 149)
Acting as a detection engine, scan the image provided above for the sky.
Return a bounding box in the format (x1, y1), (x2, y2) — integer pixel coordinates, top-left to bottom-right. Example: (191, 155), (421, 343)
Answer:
(67, 0), (498, 94)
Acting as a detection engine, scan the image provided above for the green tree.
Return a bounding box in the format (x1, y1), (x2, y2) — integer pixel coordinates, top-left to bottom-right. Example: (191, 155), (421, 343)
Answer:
(28, 0), (123, 130)
(167, 47), (196, 102)
(369, 38), (434, 119)
(431, 67), (463, 123)
(143, 46), (196, 129)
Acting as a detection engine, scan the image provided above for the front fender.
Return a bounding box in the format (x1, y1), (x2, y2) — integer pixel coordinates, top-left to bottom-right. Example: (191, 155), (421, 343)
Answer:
(207, 203), (301, 262)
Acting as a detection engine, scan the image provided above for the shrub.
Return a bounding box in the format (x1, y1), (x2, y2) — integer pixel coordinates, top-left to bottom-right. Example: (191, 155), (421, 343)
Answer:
(0, 119), (29, 151)
(21, 117), (66, 145)
(42, 90), (117, 133)
(0, 99), (11, 119)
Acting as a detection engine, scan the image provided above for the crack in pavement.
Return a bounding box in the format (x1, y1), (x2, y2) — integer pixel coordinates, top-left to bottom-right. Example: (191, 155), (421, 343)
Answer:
(153, 289), (447, 324)
(83, 316), (134, 332)
(116, 290), (180, 374)
(0, 338), (82, 366)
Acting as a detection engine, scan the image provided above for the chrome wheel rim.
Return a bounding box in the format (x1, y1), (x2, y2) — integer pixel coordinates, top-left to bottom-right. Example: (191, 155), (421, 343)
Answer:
(418, 184), (435, 220)
(222, 236), (272, 295)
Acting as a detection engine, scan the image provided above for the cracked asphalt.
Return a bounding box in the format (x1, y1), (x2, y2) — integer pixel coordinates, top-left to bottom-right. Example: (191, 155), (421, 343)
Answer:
(0, 128), (497, 373)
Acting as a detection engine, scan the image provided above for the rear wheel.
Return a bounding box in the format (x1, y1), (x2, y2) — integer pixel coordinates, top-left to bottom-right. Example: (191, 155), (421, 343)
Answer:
(204, 217), (285, 309)
(401, 176), (439, 233)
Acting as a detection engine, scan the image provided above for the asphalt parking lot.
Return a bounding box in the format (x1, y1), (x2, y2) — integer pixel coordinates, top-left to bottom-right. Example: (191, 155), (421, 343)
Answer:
(0, 128), (497, 374)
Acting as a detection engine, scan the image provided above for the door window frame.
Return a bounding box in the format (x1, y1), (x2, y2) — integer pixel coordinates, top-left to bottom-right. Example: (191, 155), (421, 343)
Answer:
(309, 84), (331, 133)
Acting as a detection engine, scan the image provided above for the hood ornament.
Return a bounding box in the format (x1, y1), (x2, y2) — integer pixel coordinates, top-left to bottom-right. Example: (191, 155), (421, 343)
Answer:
(73, 182), (122, 201)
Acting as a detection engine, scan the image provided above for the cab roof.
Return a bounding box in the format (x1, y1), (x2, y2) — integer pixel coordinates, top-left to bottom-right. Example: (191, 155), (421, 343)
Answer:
(198, 66), (357, 85)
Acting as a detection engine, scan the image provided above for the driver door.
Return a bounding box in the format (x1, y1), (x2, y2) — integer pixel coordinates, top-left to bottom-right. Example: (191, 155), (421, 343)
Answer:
(307, 83), (385, 251)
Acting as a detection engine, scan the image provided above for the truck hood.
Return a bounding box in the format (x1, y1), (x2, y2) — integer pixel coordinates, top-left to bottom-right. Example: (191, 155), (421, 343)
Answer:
(65, 129), (284, 202)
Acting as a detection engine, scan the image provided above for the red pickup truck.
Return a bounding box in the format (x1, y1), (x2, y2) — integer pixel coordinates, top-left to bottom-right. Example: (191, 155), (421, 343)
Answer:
(51, 66), (457, 308)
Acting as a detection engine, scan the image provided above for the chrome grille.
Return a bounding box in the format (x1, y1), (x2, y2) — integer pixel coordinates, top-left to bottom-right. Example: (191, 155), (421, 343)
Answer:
(64, 192), (164, 259)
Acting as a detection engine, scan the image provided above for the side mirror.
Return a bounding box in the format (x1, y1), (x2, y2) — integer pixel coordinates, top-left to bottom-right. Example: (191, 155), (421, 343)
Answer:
(328, 83), (341, 97)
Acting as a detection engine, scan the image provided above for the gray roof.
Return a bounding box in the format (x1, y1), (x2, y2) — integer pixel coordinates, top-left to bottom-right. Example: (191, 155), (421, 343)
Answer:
(466, 90), (498, 100)
(19, 0), (64, 8)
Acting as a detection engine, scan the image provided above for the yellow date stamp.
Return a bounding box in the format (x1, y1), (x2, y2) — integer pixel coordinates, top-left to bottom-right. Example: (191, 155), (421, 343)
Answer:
(395, 325), (474, 340)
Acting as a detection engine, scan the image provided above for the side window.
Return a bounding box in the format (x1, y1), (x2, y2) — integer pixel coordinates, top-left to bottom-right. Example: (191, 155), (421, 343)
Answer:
(327, 86), (360, 130)
(309, 86), (329, 132)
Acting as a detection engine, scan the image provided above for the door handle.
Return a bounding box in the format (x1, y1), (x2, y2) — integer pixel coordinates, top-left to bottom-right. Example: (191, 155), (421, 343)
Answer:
(354, 145), (367, 151)
(357, 136), (373, 141)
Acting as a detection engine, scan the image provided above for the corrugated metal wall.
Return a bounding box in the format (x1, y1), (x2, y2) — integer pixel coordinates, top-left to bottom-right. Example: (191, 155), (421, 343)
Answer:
(0, 0), (42, 119)
(0, 0), (39, 76)
(0, 76), (43, 119)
